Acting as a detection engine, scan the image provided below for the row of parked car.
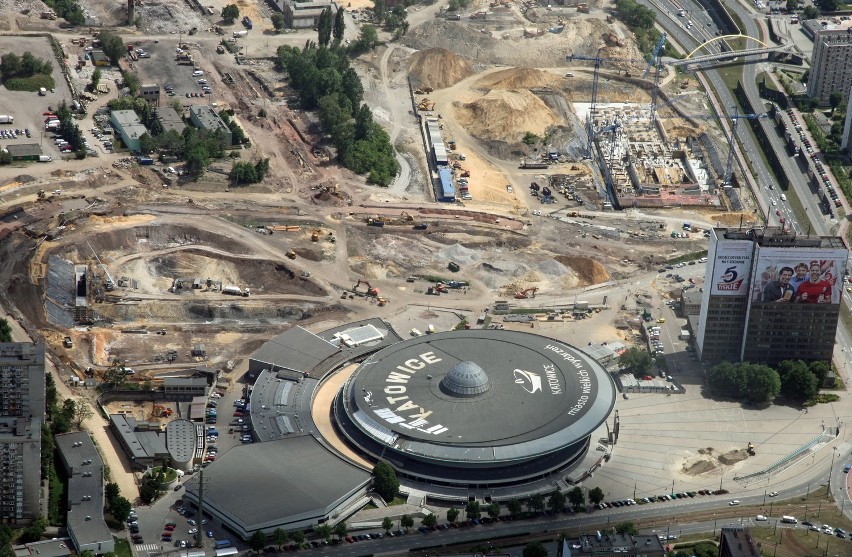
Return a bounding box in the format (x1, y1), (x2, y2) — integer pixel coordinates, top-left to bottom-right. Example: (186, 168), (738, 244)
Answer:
(0, 128), (30, 139)
(596, 489), (728, 510)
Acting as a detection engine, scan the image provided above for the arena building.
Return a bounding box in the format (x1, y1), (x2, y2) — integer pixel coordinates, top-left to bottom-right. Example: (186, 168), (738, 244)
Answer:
(333, 329), (616, 489)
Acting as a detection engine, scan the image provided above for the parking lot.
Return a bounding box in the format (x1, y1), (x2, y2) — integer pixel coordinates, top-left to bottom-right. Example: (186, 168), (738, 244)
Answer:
(128, 39), (221, 109)
(0, 35), (74, 160)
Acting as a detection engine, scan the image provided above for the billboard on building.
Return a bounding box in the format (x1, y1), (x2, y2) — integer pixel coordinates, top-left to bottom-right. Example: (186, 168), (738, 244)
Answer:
(709, 239), (754, 296)
(751, 247), (848, 304)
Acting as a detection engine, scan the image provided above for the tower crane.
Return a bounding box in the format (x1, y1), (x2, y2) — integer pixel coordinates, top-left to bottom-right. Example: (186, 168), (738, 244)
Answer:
(87, 241), (115, 291)
(722, 106), (768, 188)
(642, 33), (667, 127)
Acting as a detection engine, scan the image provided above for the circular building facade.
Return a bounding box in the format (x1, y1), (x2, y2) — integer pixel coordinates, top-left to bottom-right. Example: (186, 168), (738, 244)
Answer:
(334, 329), (616, 488)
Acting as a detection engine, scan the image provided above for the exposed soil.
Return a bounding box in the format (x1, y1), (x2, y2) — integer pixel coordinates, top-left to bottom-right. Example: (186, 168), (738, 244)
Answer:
(408, 47), (473, 90)
(455, 89), (560, 143)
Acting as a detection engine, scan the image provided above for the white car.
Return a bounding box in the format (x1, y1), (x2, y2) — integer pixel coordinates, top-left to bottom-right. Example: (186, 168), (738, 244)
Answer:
(768, 491), (778, 497)
(729, 500), (740, 506)
(188, 529), (198, 534)
(198, 79), (207, 84)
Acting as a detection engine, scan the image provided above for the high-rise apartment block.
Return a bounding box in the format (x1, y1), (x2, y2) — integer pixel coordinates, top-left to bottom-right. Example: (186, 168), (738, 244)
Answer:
(0, 343), (45, 523)
(807, 28), (852, 105)
(697, 228), (847, 365)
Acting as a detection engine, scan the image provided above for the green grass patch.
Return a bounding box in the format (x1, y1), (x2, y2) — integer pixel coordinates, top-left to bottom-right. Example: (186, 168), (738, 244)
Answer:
(666, 250), (708, 264)
(804, 393), (840, 406)
(3, 74), (55, 92)
(363, 502), (378, 510)
(387, 496), (407, 506)
(114, 538), (132, 557)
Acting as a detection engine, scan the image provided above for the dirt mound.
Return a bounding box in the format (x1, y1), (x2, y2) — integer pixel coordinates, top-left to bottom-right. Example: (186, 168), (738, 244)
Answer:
(476, 67), (564, 91)
(455, 90), (557, 143)
(555, 256), (610, 285)
(718, 449), (749, 465)
(409, 48), (473, 90)
(683, 459), (718, 476)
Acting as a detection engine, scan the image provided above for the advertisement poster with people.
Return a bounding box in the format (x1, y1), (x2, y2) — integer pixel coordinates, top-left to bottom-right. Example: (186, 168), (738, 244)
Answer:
(751, 247), (848, 305)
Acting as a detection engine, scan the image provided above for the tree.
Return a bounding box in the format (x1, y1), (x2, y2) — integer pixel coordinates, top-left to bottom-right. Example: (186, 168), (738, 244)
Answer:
(0, 53), (21, 80)
(446, 508), (460, 524)
(619, 346), (653, 375)
(318, 8), (333, 47)
(74, 400), (94, 428)
(271, 13), (286, 31)
(21, 516), (47, 543)
(507, 500), (523, 518)
(809, 360), (830, 386)
(589, 487), (605, 505)
(373, 0), (387, 21)
(138, 133), (156, 155)
(372, 461), (399, 502)
(829, 91), (843, 114)
(528, 493), (545, 514)
(708, 361), (745, 398)
(567, 486), (585, 509)
(465, 500), (481, 519)
(272, 528), (288, 549)
(102, 358), (128, 390)
(814, 0), (840, 11)
(382, 517), (393, 533)
(291, 530), (305, 548)
(548, 490), (566, 513)
(615, 521), (638, 535)
(743, 363), (781, 403)
(0, 318), (11, 342)
(333, 522), (348, 541)
(314, 524), (332, 541)
(354, 103), (374, 141)
(109, 496), (132, 523)
(400, 514), (414, 532)
(485, 503), (500, 519)
(333, 8), (346, 44)
(422, 514), (437, 528)
(90, 68), (102, 91)
(780, 361), (818, 402)
(105, 482), (120, 503)
(785, 0), (797, 11)
(249, 530), (267, 553)
(99, 32), (125, 65)
(185, 146), (210, 179)
(351, 25), (379, 54)
(803, 5), (820, 18)
(222, 4), (240, 23)
(523, 541), (549, 557)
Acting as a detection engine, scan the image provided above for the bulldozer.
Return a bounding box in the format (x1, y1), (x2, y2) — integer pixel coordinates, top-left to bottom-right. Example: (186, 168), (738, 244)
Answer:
(514, 287), (538, 299)
(353, 279), (379, 297)
(377, 297), (389, 307)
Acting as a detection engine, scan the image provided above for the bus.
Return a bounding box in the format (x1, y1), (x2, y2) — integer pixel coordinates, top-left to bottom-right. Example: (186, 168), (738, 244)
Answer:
(214, 540), (232, 549)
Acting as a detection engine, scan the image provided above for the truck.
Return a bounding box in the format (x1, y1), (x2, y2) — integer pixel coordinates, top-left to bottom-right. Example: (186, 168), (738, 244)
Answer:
(222, 285), (250, 297)
(214, 540), (232, 549)
(0, 115), (13, 124)
(413, 223), (428, 230)
(137, 156), (154, 165)
(39, 87), (47, 96)
(38, 155), (52, 162)
(233, 30), (248, 38)
(781, 516), (798, 524)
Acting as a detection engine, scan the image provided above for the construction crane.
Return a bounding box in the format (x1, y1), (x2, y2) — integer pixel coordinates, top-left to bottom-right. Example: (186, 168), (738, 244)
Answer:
(722, 106), (768, 188)
(87, 241), (115, 291)
(353, 279), (379, 297)
(642, 33), (667, 126)
(597, 120), (622, 194)
(566, 49), (661, 155)
(514, 287), (539, 299)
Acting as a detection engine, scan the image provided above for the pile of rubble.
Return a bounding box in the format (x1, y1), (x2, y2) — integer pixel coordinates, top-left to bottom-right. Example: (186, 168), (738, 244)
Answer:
(112, 157), (136, 170)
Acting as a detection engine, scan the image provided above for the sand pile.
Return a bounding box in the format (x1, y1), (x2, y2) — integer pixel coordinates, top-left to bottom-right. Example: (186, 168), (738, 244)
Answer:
(555, 256), (610, 285)
(409, 48), (473, 90)
(476, 67), (564, 91)
(455, 90), (558, 143)
(438, 243), (480, 266)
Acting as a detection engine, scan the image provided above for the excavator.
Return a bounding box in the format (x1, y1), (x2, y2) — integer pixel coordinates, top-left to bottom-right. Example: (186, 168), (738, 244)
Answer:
(514, 287), (538, 299)
(353, 279), (379, 297)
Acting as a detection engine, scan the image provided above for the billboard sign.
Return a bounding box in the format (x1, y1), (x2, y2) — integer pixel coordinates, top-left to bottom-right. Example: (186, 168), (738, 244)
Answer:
(751, 247), (848, 305)
(710, 239), (754, 296)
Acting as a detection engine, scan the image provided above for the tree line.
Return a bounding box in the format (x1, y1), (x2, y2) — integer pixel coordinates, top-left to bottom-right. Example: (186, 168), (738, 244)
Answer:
(276, 42), (398, 186)
(613, 0), (672, 59)
(708, 359), (831, 403)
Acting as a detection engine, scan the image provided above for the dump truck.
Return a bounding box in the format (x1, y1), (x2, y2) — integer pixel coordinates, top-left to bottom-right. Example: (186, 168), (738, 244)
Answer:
(233, 30), (248, 38)
(448, 262), (460, 272)
(222, 285), (250, 297)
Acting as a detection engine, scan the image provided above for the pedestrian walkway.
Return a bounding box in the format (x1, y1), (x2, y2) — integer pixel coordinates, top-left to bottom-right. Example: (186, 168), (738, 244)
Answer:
(135, 544), (161, 552)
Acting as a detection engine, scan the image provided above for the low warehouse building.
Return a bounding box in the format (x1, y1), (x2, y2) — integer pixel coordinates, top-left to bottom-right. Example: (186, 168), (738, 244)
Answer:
(4, 143), (44, 161)
(138, 83), (161, 105)
(155, 107), (186, 135)
(109, 110), (148, 153)
(274, 0), (339, 28)
(189, 105), (232, 146)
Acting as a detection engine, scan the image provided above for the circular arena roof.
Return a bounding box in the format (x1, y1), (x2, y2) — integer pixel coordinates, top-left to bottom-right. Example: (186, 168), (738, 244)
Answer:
(340, 329), (615, 471)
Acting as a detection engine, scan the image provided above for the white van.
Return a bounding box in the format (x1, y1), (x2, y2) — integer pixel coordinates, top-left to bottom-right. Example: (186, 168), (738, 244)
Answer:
(780, 193), (787, 201)
(192, 70), (204, 77)
(781, 516), (797, 523)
